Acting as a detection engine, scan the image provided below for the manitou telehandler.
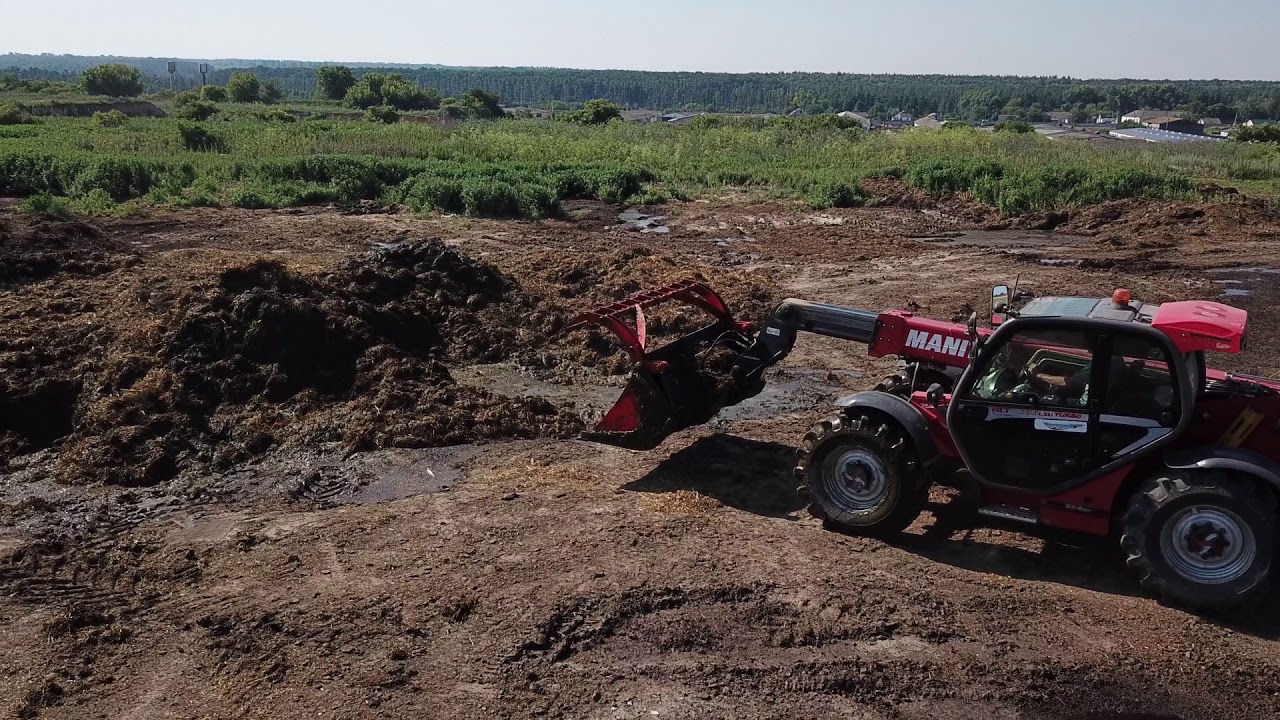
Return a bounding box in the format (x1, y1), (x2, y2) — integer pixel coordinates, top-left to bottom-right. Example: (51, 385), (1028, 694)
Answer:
(566, 280), (1280, 611)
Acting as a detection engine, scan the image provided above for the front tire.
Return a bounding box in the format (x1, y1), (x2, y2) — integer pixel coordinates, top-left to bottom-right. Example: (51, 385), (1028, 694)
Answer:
(796, 410), (929, 538)
(1121, 470), (1276, 612)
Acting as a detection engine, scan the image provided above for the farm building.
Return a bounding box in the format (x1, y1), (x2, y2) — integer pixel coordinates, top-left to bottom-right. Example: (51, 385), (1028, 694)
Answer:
(1141, 116), (1203, 135)
(1109, 128), (1223, 144)
(1120, 109), (1184, 124)
(836, 110), (872, 128)
(913, 113), (945, 129)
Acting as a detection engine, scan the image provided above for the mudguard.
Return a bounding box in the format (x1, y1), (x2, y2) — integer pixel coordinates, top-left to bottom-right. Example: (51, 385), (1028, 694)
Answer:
(1165, 445), (1280, 493)
(834, 391), (940, 467)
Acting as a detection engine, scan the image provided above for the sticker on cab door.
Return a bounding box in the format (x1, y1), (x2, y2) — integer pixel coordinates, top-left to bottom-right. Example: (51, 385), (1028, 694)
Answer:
(1034, 418), (1089, 433)
(987, 407), (1086, 421)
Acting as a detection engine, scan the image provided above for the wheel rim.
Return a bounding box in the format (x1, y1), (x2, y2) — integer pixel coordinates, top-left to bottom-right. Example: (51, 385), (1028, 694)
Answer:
(1159, 506), (1256, 585)
(822, 447), (889, 513)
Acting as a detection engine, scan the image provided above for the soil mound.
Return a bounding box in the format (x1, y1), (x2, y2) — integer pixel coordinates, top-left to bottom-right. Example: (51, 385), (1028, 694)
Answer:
(0, 219), (138, 288)
(4, 240), (585, 485)
(1036, 196), (1280, 237)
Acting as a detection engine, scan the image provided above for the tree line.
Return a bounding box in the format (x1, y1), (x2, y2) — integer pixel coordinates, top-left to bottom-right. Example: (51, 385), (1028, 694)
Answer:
(4, 58), (1280, 121)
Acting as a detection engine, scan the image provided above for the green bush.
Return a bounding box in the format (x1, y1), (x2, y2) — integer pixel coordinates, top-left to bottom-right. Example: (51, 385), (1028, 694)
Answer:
(807, 181), (869, 209)
(20, 193), (70, 218)
(365, 106), (400, 124)
(906, 157), (1006, 195)
(231, 187), (273, 209)
(177, 122), (227, 153)
(92, 110), (129, 128)
(199, 85), (228, 102)
(1235, 125), (1280, 144)
(344, 73), (439, 111)
(81, 64), (144, 97)
(70, 188), (123, 216)
(70, 158), (156, 201)
(177, 100), (220, 121)
(227, 72), (262, 103)
(0, 102), (32, 126)
(317, 66), (356, 101)
(401, 176), (466, 214)
(559, 98), (621, 125)
(462, 181), (523, 217)
(995, 119), (1035, 134)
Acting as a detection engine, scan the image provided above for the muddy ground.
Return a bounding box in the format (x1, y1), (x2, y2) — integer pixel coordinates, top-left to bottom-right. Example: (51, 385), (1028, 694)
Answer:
(3, 185), (1280, 719)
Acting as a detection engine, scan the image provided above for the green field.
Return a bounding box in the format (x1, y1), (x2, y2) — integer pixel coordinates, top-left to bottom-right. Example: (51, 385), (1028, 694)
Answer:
(2, 110), (1279, 219)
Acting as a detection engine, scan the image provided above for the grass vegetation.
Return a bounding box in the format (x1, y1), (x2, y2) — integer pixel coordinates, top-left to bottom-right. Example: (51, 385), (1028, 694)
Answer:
(1, 111), (1278, 219)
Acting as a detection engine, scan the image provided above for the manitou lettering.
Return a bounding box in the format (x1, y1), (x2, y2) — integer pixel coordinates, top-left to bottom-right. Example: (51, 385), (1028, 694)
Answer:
(906, 329), (970, 358)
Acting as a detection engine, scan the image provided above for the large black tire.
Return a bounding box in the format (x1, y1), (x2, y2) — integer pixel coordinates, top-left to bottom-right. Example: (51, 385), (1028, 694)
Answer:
(1120, 469), (1276, 612)
(795, 410), (929, 538)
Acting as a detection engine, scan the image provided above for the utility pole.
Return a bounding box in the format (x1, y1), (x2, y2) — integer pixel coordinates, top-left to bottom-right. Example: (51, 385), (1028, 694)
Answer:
(167, 61), (177, 92)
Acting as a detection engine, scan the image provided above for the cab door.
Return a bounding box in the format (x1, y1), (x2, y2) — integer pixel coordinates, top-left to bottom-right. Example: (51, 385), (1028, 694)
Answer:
(946, 317), (1191, 494)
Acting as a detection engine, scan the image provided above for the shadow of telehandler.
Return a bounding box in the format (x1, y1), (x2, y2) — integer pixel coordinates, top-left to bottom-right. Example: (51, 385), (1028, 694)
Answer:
(622, 433), (803, 519)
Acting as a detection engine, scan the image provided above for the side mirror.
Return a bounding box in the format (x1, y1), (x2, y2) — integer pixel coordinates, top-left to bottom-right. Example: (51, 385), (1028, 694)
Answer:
(926, 383), (946, 408)
(991, 284), (1010, 315)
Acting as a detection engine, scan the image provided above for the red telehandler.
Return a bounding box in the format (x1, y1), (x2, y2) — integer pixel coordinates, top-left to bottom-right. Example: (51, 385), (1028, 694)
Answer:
(566, 280), (1280, 611)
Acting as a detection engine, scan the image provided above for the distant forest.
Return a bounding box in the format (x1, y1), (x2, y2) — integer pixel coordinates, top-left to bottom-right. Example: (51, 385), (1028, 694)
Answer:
(4, 53), (1280, 120)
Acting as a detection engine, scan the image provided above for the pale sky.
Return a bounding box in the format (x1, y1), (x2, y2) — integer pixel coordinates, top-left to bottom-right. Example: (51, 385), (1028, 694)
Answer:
(2, 0), (1278, 80)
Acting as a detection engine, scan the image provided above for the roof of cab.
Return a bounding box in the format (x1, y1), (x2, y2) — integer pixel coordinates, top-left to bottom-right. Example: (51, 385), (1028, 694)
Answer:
(1019, 295), (1247, 354)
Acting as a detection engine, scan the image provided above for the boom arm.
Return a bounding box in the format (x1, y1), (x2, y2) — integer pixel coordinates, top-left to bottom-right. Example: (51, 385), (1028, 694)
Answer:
(730, 299), (881, 387)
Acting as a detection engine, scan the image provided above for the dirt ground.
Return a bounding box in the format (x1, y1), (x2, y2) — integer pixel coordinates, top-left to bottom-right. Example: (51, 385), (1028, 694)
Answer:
(3, 185), (1280, 719)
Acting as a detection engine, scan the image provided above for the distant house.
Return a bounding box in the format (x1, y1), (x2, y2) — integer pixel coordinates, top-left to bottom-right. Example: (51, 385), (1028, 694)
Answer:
(836, 110), (872, 128)
(1121, 109), (1184, 124)
(1198, 117), (1223, 126)
(621, 108), (661, 123)
(662, 112), (704, 125)
(1095, 116), (1118, 125)
(1244, 119), (1277, 128)
(891, 111), (915, 123)
(1143, 116), (1203, 135)
(787, 108), (810, 117)
(914, 113), (945, 129)
(1047, 111), (1072, 124)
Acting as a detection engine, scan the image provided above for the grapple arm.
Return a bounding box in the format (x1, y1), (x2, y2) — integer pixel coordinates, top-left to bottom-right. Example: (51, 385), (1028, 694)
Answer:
(564, 282), (883, 450)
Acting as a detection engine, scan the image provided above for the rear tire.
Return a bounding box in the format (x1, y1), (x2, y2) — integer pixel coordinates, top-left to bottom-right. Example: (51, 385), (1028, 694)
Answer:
(1120, 469), (1276, 612)
(796, 410), (929, 538)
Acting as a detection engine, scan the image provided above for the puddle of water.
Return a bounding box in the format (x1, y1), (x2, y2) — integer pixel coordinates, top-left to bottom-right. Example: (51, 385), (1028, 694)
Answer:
(1207, 266), (1279, 301)
(716, 368), (865, 423)
(1039, 258), (1080, 266)
(910, 229), (1091, 248)
(618, 211), (669, 234)
(347, 446), (479, 503)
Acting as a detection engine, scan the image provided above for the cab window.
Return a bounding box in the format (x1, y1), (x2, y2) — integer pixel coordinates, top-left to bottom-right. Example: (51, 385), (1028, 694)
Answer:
(969, 328), (1096, 407)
